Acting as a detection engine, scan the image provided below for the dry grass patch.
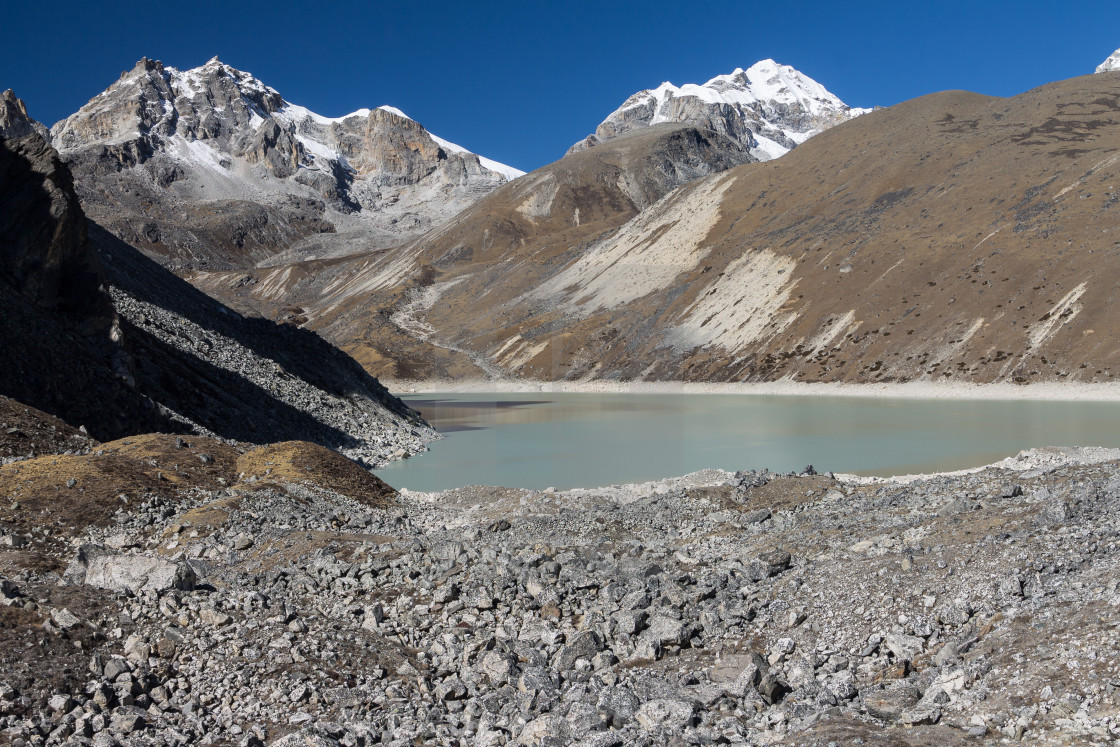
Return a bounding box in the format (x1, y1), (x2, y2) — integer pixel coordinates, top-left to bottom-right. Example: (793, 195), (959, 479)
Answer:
(0, 432), (242, 538)
(98, 432), (241, 488)
(237, 441), (396, 506)
(0, 452), (165, 535)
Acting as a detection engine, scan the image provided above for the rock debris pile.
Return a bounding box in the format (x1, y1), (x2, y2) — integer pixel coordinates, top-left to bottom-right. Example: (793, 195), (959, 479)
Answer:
(107, 286), (432, 469)
(2, 435), (1120, 746)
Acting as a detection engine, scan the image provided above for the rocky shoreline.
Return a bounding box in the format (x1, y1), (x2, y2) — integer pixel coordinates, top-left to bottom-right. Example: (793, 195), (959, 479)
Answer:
(385, 378), (1120, 403)
(2, 413), (1119, 746)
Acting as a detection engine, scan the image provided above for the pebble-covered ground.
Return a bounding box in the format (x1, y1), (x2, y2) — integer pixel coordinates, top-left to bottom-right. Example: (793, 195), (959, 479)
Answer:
(1, 404), (1119, 746)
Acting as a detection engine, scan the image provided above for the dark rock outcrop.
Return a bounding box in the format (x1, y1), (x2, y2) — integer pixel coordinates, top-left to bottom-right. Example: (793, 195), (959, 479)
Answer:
(0, 89), (50, 141)
(0, 94), (434, 460)
(0, 122), (107, 320)
(0, 108), (160, 437)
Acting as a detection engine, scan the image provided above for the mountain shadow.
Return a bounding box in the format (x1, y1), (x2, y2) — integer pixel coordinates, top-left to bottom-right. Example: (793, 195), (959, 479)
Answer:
(1, 120), (430, 456)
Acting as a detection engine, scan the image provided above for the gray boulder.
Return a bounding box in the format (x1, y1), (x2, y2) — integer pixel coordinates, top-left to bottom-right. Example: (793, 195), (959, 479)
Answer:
(884, 633), (925, 662)
(65, 544), (196, 595)
(635, 698), (696, 731)
(556, 631), (605, 671)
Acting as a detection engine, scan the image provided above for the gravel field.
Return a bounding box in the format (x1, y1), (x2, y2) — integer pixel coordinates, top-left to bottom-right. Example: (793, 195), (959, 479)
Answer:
(2, 403), (1119, 746)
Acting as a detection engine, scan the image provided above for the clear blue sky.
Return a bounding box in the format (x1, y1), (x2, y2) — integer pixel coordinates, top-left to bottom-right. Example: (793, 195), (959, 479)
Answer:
(2, 1), (1117, 171)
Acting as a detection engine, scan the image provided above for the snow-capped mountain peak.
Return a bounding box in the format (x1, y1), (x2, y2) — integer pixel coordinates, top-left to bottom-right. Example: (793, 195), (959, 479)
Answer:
(53, 57), (522, 183)
(377, 105), (410, 119)
(49, 57), (526, 268)
(570, 60), (870, 161)
(176, 56), (278, 94)
(1097, 47), (1120, 73)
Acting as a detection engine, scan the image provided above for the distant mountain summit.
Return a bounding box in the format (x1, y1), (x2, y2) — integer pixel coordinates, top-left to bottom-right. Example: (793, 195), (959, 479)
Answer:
(51, 57), (523, 270)
(0, 89), (50, 141)
(569, 59), (869, 160)
(1097, 47), (1120, 73)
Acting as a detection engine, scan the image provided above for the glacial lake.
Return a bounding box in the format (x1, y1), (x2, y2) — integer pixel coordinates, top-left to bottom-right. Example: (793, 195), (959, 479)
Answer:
(374, 392), (1120, 492)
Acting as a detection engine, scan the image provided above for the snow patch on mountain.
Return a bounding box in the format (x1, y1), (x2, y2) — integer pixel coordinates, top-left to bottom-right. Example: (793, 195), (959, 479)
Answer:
(377, 105), (410, 119)
(1097, 48), (1120, 73)
(572, 59), (870, 162)
(276, 103), (373, 126)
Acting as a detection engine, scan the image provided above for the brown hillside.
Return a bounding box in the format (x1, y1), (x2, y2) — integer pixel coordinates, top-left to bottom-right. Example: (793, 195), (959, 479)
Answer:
(661, 76), (1120, 383)
(200, 74), (1120, 384)
(187, 124), (754, 379)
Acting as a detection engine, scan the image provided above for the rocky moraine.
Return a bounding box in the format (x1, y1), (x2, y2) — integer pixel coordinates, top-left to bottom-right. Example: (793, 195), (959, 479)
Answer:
(1, 399), (1118, 747)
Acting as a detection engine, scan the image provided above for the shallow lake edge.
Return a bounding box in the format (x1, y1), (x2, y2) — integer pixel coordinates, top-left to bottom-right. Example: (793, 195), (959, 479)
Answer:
(384, 378), (1120, 402)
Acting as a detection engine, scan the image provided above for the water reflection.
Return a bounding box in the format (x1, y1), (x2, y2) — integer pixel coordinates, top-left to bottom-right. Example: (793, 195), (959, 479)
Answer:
(404, 396), (681, 432)
(403, 399), (553, 432)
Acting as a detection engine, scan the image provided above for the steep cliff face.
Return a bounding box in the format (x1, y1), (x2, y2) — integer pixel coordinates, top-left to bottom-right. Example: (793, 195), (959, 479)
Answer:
(0, 89), (50, 141)
(570, 60), (869, 161)
(52, 57), (523, 271)
(0, 110), (107, 322)
(0, 97), (158, 436)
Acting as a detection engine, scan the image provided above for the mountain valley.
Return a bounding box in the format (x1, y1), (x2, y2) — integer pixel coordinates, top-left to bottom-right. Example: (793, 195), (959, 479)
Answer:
(182, 69), (1120, 387)
(4, 46), (1120, 747)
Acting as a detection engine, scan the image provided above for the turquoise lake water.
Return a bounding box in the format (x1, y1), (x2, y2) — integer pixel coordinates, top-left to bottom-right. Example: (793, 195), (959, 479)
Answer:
(374, 392), (1120, 491)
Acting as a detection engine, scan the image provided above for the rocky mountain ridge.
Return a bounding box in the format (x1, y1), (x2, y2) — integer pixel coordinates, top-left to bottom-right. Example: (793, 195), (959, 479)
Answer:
(0, 91), (435, 463)
(569, 59), (870, 161)
(1, 96), (158, 438)
(0, 95), (104, 319)
(50, 57), (523, 271)
(0, 89), (49, 141)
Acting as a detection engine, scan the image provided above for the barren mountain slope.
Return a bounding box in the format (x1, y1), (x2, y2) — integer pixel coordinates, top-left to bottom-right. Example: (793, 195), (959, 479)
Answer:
(188, 124), (755, 378)
(621, 73), (1120, 384)
(389, 75), (1120, 382)
(192, 72), (1120, 385)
